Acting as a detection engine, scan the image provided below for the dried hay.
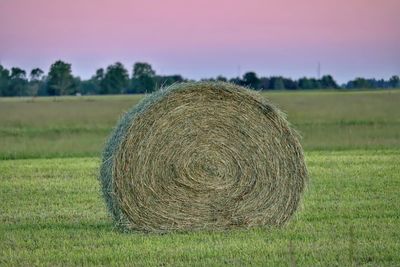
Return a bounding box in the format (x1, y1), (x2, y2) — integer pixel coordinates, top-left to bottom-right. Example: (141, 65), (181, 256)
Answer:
(99, 82), (307, 232)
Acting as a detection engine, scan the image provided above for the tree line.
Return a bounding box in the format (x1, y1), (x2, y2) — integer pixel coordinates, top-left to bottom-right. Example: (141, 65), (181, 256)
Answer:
(0, 60), (399, 97)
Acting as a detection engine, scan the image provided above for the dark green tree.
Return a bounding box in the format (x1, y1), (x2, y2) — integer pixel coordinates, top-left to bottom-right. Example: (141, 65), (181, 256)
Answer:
(282, 78), (298, 90)
(30, 68), (44, 81)
(28, 68), (44, 97)
(132, 62), (156, 93)
(9, 67), (28, 96)
(100, 62), (129, 94)
(80, 68), (104, 95)
(11, 67), (26, 79)
(389, 75), (400, 88)
(0, 65), (11, 96)
(78, 80), (98, 95)
(298, 77), (314, 89)
(320, 75), (339, 89)
(47, 60), (75, 95)
(95, 68), (105, 81)
(242, 72), (260, 89)
(310, 78), (321, 89)
(350, 78), (373, 89)
(229, 77), (245, 86)
(151, 75), (184, 92)
(270, 77), (285, 90)
(133, 62), (155, 78)
(259, 77), (270, 90)
(216, 75), (227, 82)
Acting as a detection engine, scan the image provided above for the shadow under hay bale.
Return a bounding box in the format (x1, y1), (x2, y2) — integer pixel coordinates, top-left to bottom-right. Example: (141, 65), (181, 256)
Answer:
(99, 82), (308, 233)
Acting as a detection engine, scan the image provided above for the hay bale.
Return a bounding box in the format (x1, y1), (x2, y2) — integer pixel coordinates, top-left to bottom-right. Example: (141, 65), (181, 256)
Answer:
(99, 82), (307, 232)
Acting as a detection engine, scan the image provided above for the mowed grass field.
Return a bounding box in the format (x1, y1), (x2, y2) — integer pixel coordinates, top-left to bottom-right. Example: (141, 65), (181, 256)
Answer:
(1, 90), (399, 159)
(1, 89), (399, 266)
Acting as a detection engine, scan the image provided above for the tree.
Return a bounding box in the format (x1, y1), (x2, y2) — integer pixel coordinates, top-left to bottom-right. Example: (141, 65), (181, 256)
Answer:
(299, 77), (320, 89)
(229, 77), (245, 86)
(216, 75), (227, 82)
(282, 78), (298, 90)
(11, 67), (26, 79)
(80, 68), (105, 95)
(298, 77), (313, 89)
(9, 67), (28, 96)
(94, 68), (104, 81)
(133, 62), (155, 78)
(30, 68), (44, 81)
(320, 75), (338, 89)
(389, 75), (400, 88)
(259, 77), (270, 90)
(47, 60), (75, 95)
(100, 62), (129, 94)
(78, 80), (99, 95)
(28, 68), (44, 97)
(270, 77), (285, 90)
(0, 65), (11, 96)
(151, 75), (184, 92)
(132, 62), (156, 93)
(347, 78), (373, 89)
(310, 78), (321, 89)
(242, 72), (260, 89)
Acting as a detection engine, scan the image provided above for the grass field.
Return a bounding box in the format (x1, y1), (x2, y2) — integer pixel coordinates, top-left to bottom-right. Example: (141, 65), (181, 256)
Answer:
(1, 90), (399, 159)
(1, 151), (399, 266)
(1, 89), (399, 266)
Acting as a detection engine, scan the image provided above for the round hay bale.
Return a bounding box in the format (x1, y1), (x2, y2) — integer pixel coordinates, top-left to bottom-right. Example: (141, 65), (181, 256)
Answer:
(99, 82), (307, 232)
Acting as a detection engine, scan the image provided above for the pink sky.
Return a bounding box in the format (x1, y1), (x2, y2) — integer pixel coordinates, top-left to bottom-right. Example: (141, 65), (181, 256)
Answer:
(1, 0), (399, 82)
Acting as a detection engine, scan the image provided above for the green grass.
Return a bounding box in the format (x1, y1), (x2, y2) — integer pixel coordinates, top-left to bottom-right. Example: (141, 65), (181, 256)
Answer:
(1, 150), (399, 266)
(1, 89), (399, 265)
(1, 90), (399, 159)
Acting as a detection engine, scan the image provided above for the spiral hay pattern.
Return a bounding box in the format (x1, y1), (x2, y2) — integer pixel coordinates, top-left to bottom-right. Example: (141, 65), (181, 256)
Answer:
(100, 82), (307, 232)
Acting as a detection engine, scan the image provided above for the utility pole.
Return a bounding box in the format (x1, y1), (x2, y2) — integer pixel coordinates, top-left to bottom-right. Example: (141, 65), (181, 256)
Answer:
(317, 62), (321, 79)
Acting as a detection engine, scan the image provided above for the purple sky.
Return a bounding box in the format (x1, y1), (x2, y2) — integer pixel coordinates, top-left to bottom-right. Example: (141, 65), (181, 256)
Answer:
(1, 0), (399, 83)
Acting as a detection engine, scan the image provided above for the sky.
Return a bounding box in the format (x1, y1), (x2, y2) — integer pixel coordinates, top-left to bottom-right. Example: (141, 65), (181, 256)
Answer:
(0, 0), (399, 83)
